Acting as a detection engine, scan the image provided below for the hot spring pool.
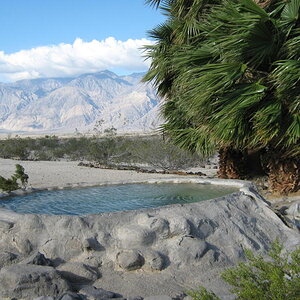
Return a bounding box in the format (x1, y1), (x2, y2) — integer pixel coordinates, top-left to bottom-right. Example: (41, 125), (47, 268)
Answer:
(0, 183), (238, 215)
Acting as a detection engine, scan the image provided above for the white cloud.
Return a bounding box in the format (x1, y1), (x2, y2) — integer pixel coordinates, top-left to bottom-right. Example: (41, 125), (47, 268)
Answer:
(0, 37), (154, 82)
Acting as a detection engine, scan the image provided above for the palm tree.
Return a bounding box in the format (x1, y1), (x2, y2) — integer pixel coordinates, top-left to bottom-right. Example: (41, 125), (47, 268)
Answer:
(144, 0), (300, 193)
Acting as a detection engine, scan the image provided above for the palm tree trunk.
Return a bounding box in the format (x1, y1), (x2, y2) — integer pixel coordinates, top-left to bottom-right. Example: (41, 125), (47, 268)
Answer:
(267, 157), (300, 194)
(217, 147), (246, 179)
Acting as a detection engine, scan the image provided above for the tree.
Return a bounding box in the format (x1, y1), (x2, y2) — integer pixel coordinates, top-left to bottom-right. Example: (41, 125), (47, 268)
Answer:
(188, 241), (300, 300)
(144, 0), (300, 193)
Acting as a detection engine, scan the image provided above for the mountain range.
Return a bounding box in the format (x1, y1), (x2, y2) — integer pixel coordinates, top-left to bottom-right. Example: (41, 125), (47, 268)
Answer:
(0, 71), (162, 134)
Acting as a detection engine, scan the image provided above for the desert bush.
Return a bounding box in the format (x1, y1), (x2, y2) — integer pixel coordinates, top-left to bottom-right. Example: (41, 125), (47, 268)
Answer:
(0, 164), (29, 192)
(188, 241), (300, 300)
(127, 136), (203, 170)
(0, 134), (204, 169)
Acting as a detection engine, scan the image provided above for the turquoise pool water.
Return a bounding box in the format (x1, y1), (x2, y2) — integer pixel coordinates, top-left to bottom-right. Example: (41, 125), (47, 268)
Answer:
(0, 183), (238, 215)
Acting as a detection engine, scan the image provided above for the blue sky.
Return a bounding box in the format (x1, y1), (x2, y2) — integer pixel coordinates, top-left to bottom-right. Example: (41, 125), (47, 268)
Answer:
(0, 0), (165, 81)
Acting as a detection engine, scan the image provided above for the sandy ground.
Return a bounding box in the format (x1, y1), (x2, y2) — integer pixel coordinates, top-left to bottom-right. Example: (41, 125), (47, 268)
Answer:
(0, 158), (188, 190)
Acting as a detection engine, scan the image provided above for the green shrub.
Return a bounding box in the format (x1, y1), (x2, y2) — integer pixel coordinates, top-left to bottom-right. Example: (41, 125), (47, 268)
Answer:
(12, 164), (29, 188)
(0, 164), (29, 192)
(188, 241), (300, 300)
(0, 176), (19, 192)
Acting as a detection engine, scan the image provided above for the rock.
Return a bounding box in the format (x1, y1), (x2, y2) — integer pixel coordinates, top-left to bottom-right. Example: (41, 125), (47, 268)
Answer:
(168, 217), (191, 237)
(144, 296), (173, 300)
(57, 262), (99, 283)
(127, 297), (144, 300)
(21, 251), (53, 266)
(144, 251), (165, 271)
(13, 237), (33, 254)
(169, 237), (208, 265)
(282, 201), (300, 229)
(286, 201), (300, 217)
(197, 220), (215, 239)
(33, 297), (55, 300)
(82, 237), (102, 251)
(136, 215), (170, 239)
(116, 225), (155, 248)
(57, 291), (85, 300)
(0, 251), (18, 268)
(0, 264), (70, 299)
(116, 250), (144, 271)
(79, 285), (116, 299)
(0, 219), (14, 232)
(64, 238), (84, 258)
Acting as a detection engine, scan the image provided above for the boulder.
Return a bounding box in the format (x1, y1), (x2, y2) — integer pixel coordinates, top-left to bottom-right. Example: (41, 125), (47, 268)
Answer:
(0, 264), (70, 299)
(116, 250), (144, 271)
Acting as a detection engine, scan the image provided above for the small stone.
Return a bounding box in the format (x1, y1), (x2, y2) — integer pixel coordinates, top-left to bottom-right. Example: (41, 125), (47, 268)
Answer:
(117, 250), (144, 271)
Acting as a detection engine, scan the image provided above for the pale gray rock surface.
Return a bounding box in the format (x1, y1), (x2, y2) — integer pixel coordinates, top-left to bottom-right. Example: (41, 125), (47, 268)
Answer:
(0, 264), (70, 299)
(144, 296), (173, 300)
(116, 250), (144, 271)
(57, 262), (100, 283)
(57, 292), (85, 300)
(21, 251), (53, 266)
(79, 285), (116, 299)
(0, 251), (18, 268)
(286, 201), (300, 229)
(0, 188), (299, 299)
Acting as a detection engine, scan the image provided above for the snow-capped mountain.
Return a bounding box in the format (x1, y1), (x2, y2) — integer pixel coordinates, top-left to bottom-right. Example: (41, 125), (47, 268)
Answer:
(0, 71), (162, 134)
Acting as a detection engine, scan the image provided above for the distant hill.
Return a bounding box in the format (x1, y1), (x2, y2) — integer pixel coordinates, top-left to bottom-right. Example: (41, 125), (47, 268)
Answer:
(0, 71), (162, 134)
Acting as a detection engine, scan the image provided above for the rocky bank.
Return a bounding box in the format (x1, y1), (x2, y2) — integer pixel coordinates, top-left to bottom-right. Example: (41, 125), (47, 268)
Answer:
(0, 178), (299, 300)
